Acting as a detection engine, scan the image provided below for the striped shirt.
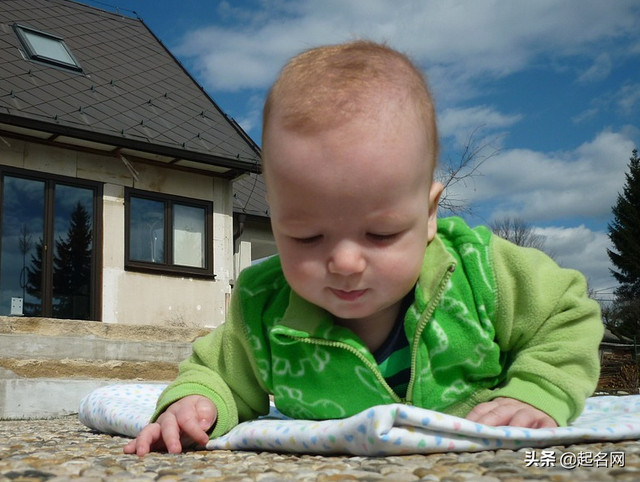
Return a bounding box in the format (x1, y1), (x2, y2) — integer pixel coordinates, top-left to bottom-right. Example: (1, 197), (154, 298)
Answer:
(372, 293), (413, 398)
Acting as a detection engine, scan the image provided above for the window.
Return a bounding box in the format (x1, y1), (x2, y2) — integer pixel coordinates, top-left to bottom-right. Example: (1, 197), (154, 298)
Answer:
(125, 189), (214, 277)
(0, 169), (102, 320)
(13, 24), (82, 73)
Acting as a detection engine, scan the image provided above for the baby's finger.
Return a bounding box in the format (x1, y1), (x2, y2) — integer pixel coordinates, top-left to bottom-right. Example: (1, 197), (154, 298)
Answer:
(159, 416), (185, 454)
(123, 439), (137, 455)
(470, 403), (517, 426)
(510, 410), (557, 429)
(175, 409), (210, 447)
(473, 411), (510, 426)
(124, 423), (163, 457)
(465, 400), (499, 422)
(195, 398), (216, 431)
(507, 409), (539, 428)
(537, 417), (558, 429)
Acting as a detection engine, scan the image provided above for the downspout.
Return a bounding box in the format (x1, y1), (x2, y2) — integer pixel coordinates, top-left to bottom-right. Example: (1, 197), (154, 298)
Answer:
(233, 213), (246, 244)
(231, 213), (247, 290)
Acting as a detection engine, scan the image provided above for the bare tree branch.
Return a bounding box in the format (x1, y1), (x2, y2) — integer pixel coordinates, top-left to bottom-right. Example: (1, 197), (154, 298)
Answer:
(489, 216), (557, 260)
(436, 125), (503, 217)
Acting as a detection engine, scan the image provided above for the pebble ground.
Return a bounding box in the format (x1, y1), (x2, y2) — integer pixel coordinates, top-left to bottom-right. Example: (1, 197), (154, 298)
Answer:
(1, 416), (640, 481)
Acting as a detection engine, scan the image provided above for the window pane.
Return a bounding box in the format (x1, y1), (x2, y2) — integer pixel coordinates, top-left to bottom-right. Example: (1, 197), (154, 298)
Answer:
(52, 184), (94, 320)
(173, 204), (205, 268)
(23, 29), (76, 66)
(129, 197), (165, 264)
(0, 176), (45, 316)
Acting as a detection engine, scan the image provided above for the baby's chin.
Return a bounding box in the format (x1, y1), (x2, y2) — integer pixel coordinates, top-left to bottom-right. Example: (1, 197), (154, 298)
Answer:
(329, 303), (403, 326)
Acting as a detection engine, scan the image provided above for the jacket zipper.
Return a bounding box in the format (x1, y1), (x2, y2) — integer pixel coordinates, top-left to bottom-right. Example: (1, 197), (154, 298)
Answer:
(404, 263), (456, 403)
(280, 335), (403, 403)
(280, 262), (456, 407)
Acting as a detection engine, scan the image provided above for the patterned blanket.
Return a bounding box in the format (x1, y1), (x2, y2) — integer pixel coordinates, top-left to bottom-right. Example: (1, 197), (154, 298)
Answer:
(79, 383), (640, 455)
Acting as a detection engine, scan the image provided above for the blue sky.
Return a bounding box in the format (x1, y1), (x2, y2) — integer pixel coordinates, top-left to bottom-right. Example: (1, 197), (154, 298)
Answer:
(87, 0), (640, 299)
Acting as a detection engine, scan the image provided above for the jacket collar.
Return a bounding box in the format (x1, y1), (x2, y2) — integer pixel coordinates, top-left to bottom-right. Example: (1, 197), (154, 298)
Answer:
(273, 233), (457, 338)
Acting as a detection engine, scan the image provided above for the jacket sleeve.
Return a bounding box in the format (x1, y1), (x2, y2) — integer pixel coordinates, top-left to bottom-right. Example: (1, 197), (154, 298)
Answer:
(489, 235), (603, 425)
(151, 279), (271, 438)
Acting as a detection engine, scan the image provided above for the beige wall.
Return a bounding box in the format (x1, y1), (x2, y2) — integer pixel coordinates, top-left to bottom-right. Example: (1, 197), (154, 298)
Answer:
(233, 217), (277, 280)
(0, 137), (234, 328)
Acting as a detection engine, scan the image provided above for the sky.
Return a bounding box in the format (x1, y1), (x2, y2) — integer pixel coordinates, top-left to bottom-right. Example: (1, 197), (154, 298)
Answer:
(85, 0), (640, 300)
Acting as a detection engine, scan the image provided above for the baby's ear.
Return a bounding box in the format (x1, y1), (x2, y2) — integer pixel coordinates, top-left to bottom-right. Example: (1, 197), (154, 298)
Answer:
(427, 182), (444, 242)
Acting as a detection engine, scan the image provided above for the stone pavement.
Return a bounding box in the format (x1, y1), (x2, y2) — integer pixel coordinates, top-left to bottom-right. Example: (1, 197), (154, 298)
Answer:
(1, 416), (640, 481)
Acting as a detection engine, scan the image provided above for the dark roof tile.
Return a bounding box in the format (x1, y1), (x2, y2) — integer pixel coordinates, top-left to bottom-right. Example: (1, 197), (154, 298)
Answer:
(234, 173), (269, 218)
(0, 0), (260, 172)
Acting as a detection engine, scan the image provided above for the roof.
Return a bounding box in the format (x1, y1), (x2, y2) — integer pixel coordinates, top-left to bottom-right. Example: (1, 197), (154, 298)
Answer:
(234, 173), (270, 219)
(603, 327), (635, 344)
(0, 0), (261, 178)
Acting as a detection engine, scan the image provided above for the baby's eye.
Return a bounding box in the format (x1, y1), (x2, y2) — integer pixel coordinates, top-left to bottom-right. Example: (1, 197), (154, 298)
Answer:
(367, 232), (400, 243)
(292, 235), (323, 245)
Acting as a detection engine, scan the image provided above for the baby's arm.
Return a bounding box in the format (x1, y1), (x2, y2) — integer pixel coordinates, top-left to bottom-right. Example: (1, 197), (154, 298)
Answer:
(123, 395), (217, 456)
(489, 236), (603, 425)
(466, 397), (557, 428)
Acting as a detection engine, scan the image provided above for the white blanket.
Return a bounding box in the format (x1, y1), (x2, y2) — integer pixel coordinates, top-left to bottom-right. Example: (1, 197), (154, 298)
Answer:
(79, 383), (640, 455)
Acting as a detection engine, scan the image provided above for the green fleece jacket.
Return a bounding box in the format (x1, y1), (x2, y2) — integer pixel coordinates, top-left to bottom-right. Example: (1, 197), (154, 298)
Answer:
(153, 217), (603, 438)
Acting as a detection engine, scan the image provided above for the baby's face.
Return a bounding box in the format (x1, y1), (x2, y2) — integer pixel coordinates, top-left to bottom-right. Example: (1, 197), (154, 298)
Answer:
(264, 107), (441, 328)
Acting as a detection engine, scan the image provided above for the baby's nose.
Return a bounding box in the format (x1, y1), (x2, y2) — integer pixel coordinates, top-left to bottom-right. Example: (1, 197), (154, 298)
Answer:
(327, 241), (366, 275)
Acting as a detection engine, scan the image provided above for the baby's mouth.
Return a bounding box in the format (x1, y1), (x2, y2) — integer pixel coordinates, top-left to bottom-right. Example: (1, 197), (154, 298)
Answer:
(329, 288), (367, 301)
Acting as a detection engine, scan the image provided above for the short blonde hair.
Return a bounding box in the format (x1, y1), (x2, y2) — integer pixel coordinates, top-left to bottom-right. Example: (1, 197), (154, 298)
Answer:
(263, 40), (438, 165)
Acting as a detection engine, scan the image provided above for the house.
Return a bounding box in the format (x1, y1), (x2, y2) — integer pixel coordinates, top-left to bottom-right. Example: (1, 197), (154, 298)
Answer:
(233, 172), (274, 283)
(0, 0), (275, 327)
(598, 327), (638, 393)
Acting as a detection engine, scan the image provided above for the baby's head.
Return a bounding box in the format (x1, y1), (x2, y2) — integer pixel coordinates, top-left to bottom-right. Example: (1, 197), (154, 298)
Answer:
(263, 40), (438, 169)
(262, 40), (442, 334)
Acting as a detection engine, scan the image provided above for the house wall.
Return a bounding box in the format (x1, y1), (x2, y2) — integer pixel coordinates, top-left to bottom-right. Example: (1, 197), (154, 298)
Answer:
(0, 137), (234, 328)
(234, 217), (277, 280)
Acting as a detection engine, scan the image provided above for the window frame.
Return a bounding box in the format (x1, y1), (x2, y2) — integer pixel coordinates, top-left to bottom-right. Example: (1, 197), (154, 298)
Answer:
(0, 166), (103, 320)
(13, 23), (83, 73)
(124, 188), (215, 278)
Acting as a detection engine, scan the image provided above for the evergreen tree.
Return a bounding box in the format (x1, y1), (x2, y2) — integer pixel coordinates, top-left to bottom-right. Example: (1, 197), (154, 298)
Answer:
(24, 237), (44, 316)
(608, 149), (640, 300)
(53, 202), (92, 319)
(25, 201), (93, 319)
(607, 149), (640, 339)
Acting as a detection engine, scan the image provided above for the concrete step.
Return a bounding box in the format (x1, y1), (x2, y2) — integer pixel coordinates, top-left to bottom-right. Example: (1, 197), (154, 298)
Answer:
(0, 316), (209, 342)
(0, 332), (193, 363)
(0, 316), (208, 419)
(0, 358), (179, 380)
(0, 377), (161, 419)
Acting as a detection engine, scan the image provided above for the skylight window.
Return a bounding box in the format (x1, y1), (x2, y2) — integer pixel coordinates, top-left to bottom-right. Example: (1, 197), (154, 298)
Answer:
(13, 24), (82, 73)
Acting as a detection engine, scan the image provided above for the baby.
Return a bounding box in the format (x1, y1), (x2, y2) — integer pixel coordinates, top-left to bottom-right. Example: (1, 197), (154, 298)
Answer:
(125, 40), (602, 456)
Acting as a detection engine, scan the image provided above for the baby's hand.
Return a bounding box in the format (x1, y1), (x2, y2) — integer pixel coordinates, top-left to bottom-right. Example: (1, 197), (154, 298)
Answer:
(123, 395), (217, 456)
(465, 397), (557, 428)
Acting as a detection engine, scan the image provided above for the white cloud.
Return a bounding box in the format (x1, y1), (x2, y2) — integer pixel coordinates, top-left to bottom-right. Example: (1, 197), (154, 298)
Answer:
(162, 0), (639, 295)
(234, 93), (264, 138)
(572, 81), (640, 124)
(441, 129), (635, 294)
(572, 107), (600, 124)
(173, 0), (640, 98)
(616, 83), (640, 114)
(534, 225), (616, 293)
(445, 130), (636, 224)
(630, 41), (640, 54)
(577, 53), (613, 83)
(439, 106), (522, 147)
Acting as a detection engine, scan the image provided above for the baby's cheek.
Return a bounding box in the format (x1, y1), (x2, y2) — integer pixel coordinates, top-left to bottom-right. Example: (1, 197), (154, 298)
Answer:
(296, 258), (324, 278)
(281, 258), (322, 292)
(381, 250), (422, 281)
